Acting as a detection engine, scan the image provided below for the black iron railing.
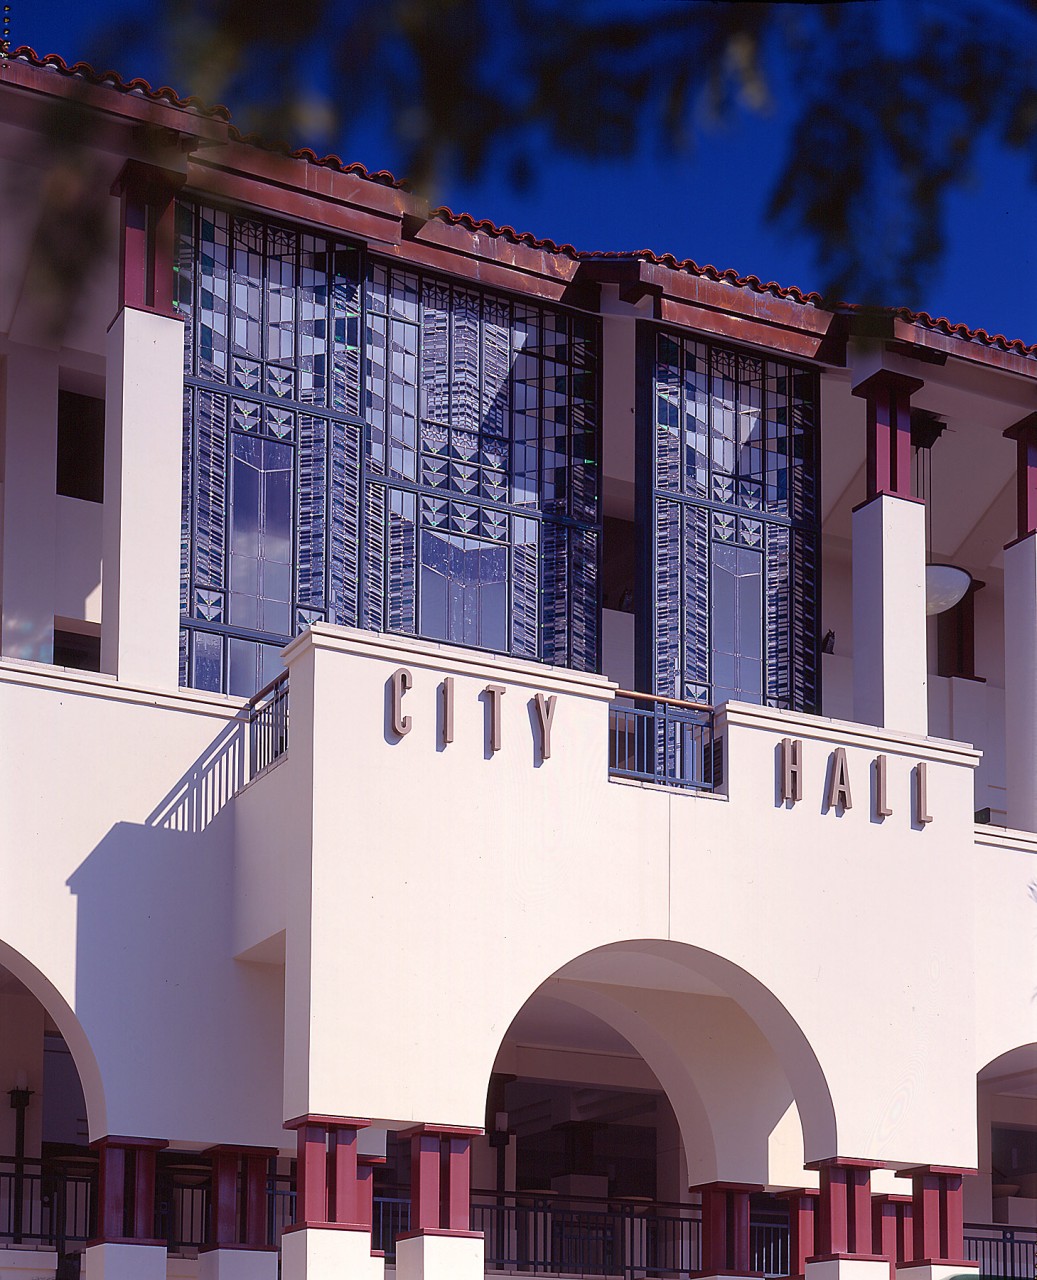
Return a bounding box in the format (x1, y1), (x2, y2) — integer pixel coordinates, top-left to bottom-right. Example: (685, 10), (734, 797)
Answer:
(247, 670), (289, 780)
(0, 1156), (94, 1249)
(474, 1193), (702, 1277)
(965, 1223), (1037, 1278)
(6, 1165), (1028, 1279)
(609, 691), (718, 791)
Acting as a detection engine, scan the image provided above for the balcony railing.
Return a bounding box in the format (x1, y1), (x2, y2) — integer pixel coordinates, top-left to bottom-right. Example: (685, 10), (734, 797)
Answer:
(965, 1223), (1037, 1278)
(246, 670), (289, 780)
(5, 1161), (1028, 1279)
(609, 691), (718, 791)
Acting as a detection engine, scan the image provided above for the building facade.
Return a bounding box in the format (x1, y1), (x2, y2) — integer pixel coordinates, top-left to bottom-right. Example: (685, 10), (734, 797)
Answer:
(0, 44), (1034, 1280)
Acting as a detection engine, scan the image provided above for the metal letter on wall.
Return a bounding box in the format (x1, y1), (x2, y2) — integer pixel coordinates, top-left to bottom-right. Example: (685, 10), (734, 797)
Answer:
(915, 761), (933, 825)
(781, 737), (803, 803)
(391, 667), (413, 736)
(485, 684), (506, 753)
(875, 754), (893, 818)
(441, 677), (454, 746)
(826, 746), (853, 811)
(533, 693), (557, 760)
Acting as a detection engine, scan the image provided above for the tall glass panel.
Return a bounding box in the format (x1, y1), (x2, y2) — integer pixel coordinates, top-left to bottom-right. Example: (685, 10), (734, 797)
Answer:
(177, 201), (363, 694)
(178, 201), (602, 691)
(364, 265), (600, 672)
(648, 328), (819, 711)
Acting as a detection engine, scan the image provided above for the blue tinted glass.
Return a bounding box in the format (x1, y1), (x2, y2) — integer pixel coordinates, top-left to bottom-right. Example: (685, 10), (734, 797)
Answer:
(711, 543), (762, 705)
(191, 631), (222, 692)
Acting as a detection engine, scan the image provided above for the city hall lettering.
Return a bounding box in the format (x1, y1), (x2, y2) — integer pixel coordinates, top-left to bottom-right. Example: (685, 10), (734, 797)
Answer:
(779, 736), (933, 824)
(388, 667), (557, 759)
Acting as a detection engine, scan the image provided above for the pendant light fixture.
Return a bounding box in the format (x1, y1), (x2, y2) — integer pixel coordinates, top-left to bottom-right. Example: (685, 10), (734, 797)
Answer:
(913, 411), (972, 616)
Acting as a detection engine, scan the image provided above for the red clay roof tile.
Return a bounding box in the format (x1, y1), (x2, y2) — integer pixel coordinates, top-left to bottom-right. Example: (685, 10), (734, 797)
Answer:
(7, 45), (1037, 358)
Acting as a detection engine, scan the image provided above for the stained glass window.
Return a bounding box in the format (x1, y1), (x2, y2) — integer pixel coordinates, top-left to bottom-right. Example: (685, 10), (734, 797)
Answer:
(176, 201), (363, 695)
(647, 329), (819, 711)
(176, 201), (601, 694)
(361, 264), (600, 672)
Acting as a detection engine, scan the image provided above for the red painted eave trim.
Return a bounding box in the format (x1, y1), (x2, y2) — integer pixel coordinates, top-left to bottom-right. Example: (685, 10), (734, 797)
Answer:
(891, 317), (1037, 380)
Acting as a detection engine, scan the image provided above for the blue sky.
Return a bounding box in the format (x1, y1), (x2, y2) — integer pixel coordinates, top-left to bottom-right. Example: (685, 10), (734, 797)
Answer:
(15, 0), (1037, 344)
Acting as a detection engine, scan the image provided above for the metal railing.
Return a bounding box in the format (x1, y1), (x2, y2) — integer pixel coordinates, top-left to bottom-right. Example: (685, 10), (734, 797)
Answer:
(374, 1194), (411, 1256)
(752, 1217), (792, 1278)
(609, 691), (718, 791)
(474, 1193), (702, 1277)
(0, 1156), (94, 1248)
(9, 1167), (1029, 1280)
(965, 1224), (1037, 1278)
(247, 670), (289, 780)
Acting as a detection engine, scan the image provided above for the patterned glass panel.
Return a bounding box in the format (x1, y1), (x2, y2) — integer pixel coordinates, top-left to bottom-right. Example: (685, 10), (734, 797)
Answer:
(178, 200), (364, 694)
(650, 329), (819, 711)
(363, 264), (601, 671)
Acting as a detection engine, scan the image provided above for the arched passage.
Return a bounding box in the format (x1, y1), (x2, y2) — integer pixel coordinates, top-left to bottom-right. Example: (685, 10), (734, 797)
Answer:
(971, 1042), (1037, 1262)
(0, 937), (106, 1139)
(471, 939), (837, 1277)
(483, 939), (836, 1184)
(0, 940), (106, 1258)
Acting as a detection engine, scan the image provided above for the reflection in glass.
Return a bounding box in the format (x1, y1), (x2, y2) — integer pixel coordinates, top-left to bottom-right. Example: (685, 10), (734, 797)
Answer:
(420, 532), (508, 652)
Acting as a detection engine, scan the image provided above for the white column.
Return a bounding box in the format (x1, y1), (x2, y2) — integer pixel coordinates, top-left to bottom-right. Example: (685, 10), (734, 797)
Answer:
(101, 307), (184, 687)
(1, 343), (59, 662)
(81, 1242), (168, 1279)
(852, 493), (928, 735)
(280, 1226), (385, 1280)
(395, 1232), (485, 1280)
(199, 1248), (279, 1280)
(1003, 532), (1037, 830)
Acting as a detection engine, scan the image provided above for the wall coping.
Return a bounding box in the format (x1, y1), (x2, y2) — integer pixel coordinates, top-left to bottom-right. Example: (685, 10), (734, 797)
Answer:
(0, 656), (246, 718)
(283, 624), (619, 701)
(719, 700), (982, 768)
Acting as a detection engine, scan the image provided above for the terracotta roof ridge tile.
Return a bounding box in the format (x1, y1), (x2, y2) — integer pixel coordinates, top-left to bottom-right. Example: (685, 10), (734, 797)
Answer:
(577, 248), (827, 306)
(10, 45), (233, 119)
(428, 205), (581, 257)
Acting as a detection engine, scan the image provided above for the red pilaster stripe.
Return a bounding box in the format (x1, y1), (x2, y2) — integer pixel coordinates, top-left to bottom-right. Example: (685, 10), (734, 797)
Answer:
(776, 1189), (818, 1277)
(330, 1125), (361, 1227)
(245, 1153), (271, 1249)
(295, 1124), (329, 1227)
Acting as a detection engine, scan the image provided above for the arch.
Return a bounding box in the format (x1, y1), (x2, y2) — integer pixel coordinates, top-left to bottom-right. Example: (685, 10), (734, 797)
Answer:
(0, 938), (106, 1138)
(482, 938), (837, 1186)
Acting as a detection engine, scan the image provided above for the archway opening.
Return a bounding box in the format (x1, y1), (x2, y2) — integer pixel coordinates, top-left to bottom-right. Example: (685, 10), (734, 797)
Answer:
(968, 1044), (1037, 1279)
(0, 960), (93, 1256)
(470, 940), (836, 1278)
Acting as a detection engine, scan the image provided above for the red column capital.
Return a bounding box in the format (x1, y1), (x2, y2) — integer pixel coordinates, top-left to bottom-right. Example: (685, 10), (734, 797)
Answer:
(1004, 413), (1037, 543)
(690, 1182), (764, 1277)
(397, 1123), (483, 1242)
(88, 1135), (168, 1247)
(805, 1158), (887, 1263)
(895, 1166), (977, 1267)
(110, 159), (186, 319)
(852, 369), (924, 502)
